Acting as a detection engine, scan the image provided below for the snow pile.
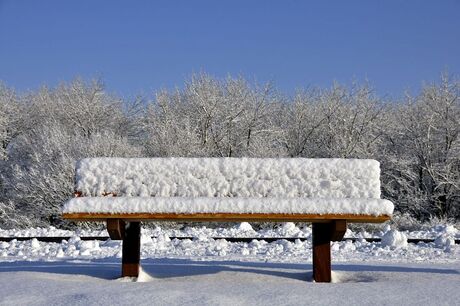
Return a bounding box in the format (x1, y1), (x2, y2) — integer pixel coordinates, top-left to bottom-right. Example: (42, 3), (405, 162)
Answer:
(78, 240), (101, 256)
(434, 235), (456, 251)
(63, 197), (394, 215)
(30, 238), (40, 249)
(235, 222), (254, 232)
(434, 225), (458, 252)
(75, 158), (383, 198)
(141, 234), (154, 246)
(278, 222), (301, 236)
(381, 229), (408, 248)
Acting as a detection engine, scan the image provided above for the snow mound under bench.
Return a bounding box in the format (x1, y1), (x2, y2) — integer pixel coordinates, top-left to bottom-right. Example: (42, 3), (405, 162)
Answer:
(75, 158), (383, 199)
(63, 197), (394, 216)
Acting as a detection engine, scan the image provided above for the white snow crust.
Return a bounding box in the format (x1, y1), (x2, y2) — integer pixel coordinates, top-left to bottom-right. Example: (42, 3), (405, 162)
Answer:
(63, 197), (394, 216)
(75, 158), (383, 198)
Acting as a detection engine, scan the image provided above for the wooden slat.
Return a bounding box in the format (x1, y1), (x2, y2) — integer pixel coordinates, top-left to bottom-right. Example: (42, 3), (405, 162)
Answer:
(63, 212), (390, 223)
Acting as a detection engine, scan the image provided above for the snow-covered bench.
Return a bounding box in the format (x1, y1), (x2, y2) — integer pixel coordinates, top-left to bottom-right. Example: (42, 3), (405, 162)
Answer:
(62, 158), (393, 282)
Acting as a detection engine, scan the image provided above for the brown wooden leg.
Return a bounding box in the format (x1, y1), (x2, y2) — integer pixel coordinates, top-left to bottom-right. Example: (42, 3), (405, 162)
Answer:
(122, 221), (141, 277)
(312, 220), (347, 282)
(312, 222), (332, 282)
(107, 219), (125, 240)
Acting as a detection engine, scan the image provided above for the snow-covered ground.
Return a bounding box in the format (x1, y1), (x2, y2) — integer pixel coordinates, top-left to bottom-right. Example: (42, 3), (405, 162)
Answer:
(0, 223), (459, 305)
(1, 260), (459, 306)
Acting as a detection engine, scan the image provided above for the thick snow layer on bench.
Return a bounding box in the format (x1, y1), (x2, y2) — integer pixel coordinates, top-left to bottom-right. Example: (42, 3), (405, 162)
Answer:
(75, 158), (382, 199)
(63, 197), (394, 216)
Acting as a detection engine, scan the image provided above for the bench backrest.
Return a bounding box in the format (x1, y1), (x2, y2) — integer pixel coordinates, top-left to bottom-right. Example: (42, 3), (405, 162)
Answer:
(75, 158), (382, 199)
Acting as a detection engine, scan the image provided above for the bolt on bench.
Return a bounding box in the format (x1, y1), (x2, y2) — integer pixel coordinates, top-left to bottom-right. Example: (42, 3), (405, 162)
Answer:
(63, 158), (393, 282)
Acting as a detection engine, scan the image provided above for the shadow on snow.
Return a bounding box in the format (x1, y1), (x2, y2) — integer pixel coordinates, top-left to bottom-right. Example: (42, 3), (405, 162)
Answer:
(0, 258), (458, 282)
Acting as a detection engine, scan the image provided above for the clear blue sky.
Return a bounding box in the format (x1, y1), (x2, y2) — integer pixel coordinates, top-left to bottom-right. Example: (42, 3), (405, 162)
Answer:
(1, 0), (459, 98)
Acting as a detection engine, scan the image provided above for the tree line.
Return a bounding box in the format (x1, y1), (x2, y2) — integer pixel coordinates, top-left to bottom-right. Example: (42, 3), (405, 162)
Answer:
(0, 73), (458, 228)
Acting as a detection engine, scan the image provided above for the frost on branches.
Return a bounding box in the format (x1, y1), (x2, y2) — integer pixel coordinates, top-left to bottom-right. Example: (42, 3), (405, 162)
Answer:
(0, 74), (458, 227)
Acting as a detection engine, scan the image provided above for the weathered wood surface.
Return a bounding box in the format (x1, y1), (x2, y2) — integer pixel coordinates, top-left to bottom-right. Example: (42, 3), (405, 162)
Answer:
(63, 212), (390, 223)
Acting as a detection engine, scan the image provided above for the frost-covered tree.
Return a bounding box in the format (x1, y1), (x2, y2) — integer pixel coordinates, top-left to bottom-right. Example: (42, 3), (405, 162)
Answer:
(313, 83), (386, 158)
(143, 89), (204, 157)
(3, 124), (142, 226)
(236, 80), (285, 157)
(1, 80), (143, 226)
(0, 73), (458, 227)
(382, 74), (459, 219)
(281, 83), (386, 159)
(25, 79), (133, 138)
(143, 74), (284, 158)
(0, 83), (24, 160)
(280, 89), (325, 157)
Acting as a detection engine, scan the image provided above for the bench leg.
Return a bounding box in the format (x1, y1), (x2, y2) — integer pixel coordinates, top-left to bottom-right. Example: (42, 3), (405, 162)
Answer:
(122, 221), (141, 277)
(312, 220), (347, 283)
(312, 222), (332, 282)
(312, 220), (346, 283)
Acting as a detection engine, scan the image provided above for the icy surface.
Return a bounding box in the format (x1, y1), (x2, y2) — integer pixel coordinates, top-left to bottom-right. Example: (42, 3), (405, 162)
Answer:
(75, 158), (383, 198)
(63, 197), (394, 216)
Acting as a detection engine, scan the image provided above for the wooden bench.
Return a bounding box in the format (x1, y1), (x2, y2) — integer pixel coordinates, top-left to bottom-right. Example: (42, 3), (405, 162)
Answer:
(63, 158), (393, 282)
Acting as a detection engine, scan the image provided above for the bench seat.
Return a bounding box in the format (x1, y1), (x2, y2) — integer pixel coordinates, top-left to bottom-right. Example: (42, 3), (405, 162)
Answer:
(63, 197), (393, 222)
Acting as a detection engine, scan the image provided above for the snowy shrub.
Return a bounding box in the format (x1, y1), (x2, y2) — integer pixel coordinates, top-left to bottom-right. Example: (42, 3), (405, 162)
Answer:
(388, 213), (426, 231)
(0, 201), (32, 228)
